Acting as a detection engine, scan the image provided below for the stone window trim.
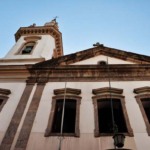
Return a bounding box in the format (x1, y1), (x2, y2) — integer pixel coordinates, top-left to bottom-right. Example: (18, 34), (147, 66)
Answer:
(24, 36), (41, 42)
(92, 94), (133, 137)
(16, 41), (37, 55)
(45, 94), (81, 137)
(16, 36), (41, 55)
(0, 95), (9, 112)
(135, 94), (150, 136)
(106, 148), (132, 150)
(0, 88), (11, 112)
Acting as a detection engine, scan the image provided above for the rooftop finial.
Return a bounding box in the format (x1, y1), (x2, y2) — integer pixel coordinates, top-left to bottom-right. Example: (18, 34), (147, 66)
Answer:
(93, 42), (104, 47)
(52, 16), (58, 22)
(28, 23), (36, 27)
(44, 17), (59, 29)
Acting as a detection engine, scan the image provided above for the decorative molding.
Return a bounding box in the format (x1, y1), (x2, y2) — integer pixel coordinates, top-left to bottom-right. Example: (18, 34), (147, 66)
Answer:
(5, 63), (145, 86)
(0, 65), (30, 81)
(92, 87), (123, 95)
(0, 58), (45, 63)
(54, 88), (81, 95)
(134, 86), (150, 94)
(33, 46), (150, 67)
(28, 64), (150, 83)
(24, 36), (41, 41)
(0, 88), (11, 96)
(107, 149), (132, 150)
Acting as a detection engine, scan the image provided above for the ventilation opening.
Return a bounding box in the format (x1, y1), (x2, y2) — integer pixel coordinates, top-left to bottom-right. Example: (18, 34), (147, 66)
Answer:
(98, 61), (107, 65)
(97, 99), (127, 133)
(51, 99), (76, 133)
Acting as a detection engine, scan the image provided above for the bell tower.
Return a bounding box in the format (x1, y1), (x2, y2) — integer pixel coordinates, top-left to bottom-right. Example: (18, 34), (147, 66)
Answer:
(3, 19), (63, 65)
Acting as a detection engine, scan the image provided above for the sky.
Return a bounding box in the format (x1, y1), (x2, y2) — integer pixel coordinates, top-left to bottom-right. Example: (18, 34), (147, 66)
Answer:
(0, 0), (150, 58)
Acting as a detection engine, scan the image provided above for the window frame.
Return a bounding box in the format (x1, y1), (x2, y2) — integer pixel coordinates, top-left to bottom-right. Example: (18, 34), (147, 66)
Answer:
(16, 36), (41, 55)
(92, 94), (133, 137)
(135, 94), (150, 136)
(0, 88), (11, 112)
(45, 95), (81, 137)
(17, 41), (36, 55)
(0, 95), (9, 112)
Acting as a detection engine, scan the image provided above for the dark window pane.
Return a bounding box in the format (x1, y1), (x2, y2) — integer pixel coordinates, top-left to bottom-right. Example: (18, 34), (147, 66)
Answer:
(97, 99), (127, 133)
(141, 98), (150, 123)
(22, 46), (34, 54)
(0, 99), (3, 105)
(52, 99), (76, 133)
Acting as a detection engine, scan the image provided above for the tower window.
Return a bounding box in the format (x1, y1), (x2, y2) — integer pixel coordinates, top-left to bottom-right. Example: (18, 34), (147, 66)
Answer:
(16, 36), (41, 55)
(21, 42), (35, 54)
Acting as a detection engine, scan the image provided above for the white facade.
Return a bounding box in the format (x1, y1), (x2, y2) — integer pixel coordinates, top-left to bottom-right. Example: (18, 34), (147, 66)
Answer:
(4, 35), (55, 61)
(72, 55), (135, 65)
(1, 71), (150, 150)
(0, 22), (150, 150)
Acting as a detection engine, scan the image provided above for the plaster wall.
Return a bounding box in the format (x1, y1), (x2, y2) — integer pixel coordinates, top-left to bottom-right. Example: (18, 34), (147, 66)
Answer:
(72, 55), (135, 65)
(26, 81), (150, 150)
(4, 35), (55, 61)
(0, 82), (26, 144)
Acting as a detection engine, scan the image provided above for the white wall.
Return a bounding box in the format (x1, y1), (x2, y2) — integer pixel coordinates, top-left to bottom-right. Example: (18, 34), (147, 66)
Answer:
(4, 35), (55, 60)
(72, 55), (135, 65)
(26, 81), (150, 150)
(0, 82), (26, 143)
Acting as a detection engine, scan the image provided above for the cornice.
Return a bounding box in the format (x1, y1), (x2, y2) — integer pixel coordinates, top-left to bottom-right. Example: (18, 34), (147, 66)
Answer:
(0, 88), (11, 95)
(54, 88), (81, 95)
(15, 26), (63, 57)
(134, 86), (150, 94)
(0, 65), (30, 80)
(33, 46), (150, 68)
(92, 87), (123, 95)
(0, 58), (45, 63)
(28, 64), (150, 83)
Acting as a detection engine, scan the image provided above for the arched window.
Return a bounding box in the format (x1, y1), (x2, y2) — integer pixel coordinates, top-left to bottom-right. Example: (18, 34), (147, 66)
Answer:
(16, 36), (41, 55)
(21, 41), (35, 54)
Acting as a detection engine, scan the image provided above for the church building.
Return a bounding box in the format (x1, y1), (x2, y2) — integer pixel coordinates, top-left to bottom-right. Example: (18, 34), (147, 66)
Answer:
(0, 20), (150, 150)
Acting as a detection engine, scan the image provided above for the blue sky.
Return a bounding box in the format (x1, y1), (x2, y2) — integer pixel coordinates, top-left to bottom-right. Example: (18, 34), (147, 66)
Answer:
(0, 0), (150, 58)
